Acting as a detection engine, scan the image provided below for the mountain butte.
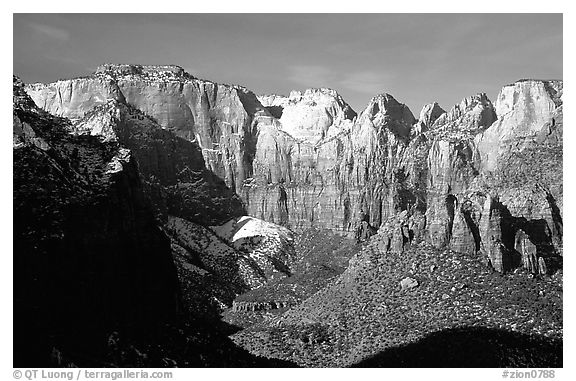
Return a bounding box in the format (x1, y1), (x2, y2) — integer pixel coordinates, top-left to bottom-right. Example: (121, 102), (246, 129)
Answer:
(26, 64), (563, 274)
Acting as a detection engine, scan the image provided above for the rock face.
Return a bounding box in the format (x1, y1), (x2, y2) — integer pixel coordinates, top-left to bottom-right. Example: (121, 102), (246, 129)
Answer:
(257, 88), (356, 143)
(70, 98), (244, 225)
(423, 81), (562, 273)
(476, 80), (562, 172)
(26, 64), (276, 195)
(26, 65), (563, 274)
(244, 92), (416, 233)
(244, 88), (357, 231)
(413, 102), (445, 134)
(27, 67), (412, 234)
(13, 76), (180, 365)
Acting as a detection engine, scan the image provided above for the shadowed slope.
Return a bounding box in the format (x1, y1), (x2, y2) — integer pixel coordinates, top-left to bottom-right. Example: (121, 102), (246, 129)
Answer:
(353, 326), (561, 367)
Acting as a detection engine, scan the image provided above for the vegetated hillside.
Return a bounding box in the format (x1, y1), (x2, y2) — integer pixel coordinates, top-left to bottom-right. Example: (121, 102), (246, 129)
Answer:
(69, 94), (301, 318)
(211, 216), (297, 283)
(231, 229), (562, 367)
(165, 216), (267, 319)
(223, 229), (362, 328)
(13, 76), (178, 366)
(13, 75), (297, 368)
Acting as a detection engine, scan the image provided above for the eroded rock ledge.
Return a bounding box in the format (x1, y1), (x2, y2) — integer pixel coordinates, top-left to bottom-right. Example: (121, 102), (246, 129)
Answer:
(232, 300), (298, 312)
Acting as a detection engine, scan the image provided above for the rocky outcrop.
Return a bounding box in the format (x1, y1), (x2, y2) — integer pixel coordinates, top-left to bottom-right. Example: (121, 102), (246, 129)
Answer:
(477, 195), (507, 272)
(376, 210), (423, 254)
(413, 102), (445, 134)
(26, 64), (277, 195)
(515, 229), (538, 274)
(474, 80), (562, 271)
(244, 92), (416, 233)
(476, 80), (562, 172)
(257, 88), (356, 143)
(424, 94), (496, 249)
(232, 300), (298, 312)
(211, 216), (296, 281)
(415, 81), (562, 273)
(69, 98), (244, 224)
(13, 76), (180, 365)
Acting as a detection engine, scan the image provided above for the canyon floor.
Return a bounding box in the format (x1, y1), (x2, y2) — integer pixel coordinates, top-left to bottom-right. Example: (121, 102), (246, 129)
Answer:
(224, 229), (562, 367)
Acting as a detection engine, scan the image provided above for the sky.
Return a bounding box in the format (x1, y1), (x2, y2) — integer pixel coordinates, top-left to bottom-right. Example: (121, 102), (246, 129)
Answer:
(13, 13), (562, 114)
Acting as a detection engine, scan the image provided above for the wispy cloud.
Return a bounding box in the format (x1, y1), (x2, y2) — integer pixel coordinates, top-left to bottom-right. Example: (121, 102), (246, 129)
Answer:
(338, 71), (391, 95)
(287, 65), (391, 95)
(183, 66), (201, 76)
(287, 65), (333, 88)
(29, 23), (70, 42)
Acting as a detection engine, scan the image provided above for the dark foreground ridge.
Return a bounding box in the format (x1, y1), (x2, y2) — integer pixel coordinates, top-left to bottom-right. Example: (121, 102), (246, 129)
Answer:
(353, 326), (562, 368)
(13, 75), (296, 367)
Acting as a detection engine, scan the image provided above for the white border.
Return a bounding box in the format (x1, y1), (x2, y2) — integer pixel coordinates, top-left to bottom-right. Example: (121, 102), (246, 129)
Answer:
(2, 3), (573, 380)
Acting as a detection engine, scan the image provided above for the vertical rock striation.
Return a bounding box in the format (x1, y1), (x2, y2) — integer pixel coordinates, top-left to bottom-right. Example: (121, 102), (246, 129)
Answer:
(25, 65), (563, 273)
(70, 98), (245, 225)
(245, 92), (416, 232)
(26, 64), (276, 195)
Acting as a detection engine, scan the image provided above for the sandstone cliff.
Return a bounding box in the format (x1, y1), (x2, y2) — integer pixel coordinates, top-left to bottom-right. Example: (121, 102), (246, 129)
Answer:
(244, 91), (417, 233)
(257, 88), (356, 143)
(55, 83), (297, 315)
(15, 74), (297, 368)
(26, 64), (276, 195)
(26, 66), (563, 274)
(70, 98), (244, 225)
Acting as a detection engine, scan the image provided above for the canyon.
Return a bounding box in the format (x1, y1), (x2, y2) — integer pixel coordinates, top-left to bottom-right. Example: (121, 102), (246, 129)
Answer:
(26, 64), (563, 275)
(15, 63), (563, 367)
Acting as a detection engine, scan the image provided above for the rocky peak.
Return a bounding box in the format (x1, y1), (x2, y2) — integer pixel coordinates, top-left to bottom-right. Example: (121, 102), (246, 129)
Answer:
(257, 87), (356, 143)
(367, 93), (415, 122)
(429, 93), (496, 140)
(495, 79), (561, 119)
(289, 87), (346, 101)
(13, 76), (39, 112)
(356, 93), (416, 139)
(476, 79), (562, 172)
(413, 101), (446, 134)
